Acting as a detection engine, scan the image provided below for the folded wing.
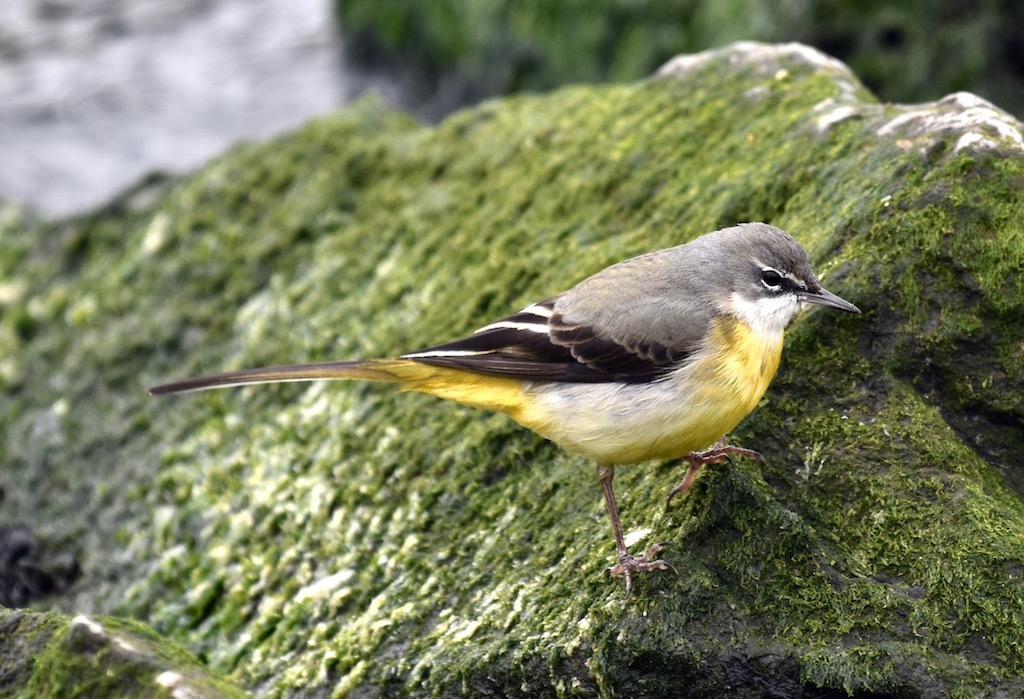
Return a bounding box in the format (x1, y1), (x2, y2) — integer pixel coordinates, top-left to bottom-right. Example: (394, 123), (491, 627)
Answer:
(403, 294), (709, 384)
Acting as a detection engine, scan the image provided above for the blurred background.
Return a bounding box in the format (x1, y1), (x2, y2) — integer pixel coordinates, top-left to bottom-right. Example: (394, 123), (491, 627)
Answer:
(2, 0), (1022, 218)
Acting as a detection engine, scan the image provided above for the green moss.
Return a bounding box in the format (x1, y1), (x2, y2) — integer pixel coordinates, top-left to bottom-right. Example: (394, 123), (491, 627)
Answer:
(0, 610), (245, 698)
(2, 45), (1024, 695)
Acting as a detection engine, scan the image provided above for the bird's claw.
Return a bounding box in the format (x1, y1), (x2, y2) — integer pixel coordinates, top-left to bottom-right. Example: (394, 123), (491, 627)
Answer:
(666, 437), (764, 507)
(607, 542), (678, 596)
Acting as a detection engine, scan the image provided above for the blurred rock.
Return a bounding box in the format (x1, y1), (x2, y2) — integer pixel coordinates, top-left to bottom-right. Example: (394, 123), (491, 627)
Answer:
(0, 0), (347, 217)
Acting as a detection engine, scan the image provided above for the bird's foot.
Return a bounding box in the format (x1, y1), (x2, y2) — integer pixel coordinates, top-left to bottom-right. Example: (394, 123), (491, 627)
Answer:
(666, 437), (764, 507)
(607, 542), (678, 596)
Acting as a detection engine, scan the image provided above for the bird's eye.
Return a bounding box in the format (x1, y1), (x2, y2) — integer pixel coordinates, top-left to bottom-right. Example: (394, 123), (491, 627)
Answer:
(760, 268), (784, 290)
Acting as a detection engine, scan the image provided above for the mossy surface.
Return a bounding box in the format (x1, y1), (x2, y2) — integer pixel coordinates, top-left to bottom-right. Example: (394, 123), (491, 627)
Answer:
(2, 43), (1024, 696)
(0, 609), (246, 698)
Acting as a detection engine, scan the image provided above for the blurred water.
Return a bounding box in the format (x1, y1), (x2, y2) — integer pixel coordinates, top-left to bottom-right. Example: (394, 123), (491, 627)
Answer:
(0, 0), (372, 218)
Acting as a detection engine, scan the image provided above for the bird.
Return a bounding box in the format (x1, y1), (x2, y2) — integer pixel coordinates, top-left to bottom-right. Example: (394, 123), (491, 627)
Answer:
(150, 222), (860, 595)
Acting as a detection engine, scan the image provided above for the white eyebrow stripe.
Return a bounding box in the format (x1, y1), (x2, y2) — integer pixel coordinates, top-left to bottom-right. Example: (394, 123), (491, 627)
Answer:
(759, 265), (807, 289)
(474, 321), (550, 334)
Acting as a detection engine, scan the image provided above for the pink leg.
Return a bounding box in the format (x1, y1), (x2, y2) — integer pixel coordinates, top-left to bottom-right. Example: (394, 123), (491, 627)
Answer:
(598, 464), (677, 596)
(665, 436), (764, 507)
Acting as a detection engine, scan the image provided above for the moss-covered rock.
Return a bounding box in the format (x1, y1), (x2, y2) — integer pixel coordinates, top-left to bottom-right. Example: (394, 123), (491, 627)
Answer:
(2, 41), (1024, 696)
(0, 609), (245, 698)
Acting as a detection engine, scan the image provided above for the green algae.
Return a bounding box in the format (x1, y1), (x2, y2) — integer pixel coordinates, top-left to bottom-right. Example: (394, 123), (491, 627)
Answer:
(2, 45), (1024, 695)
(0, 609), (246, 699)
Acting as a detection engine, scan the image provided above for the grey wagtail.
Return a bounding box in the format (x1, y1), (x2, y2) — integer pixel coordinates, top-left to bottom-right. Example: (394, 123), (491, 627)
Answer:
(151, 222), (860, 595)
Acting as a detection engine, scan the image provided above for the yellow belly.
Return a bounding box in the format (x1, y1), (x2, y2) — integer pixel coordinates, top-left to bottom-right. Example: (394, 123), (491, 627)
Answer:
(513, 316), (783, 464)
(391, 315), (783, 466)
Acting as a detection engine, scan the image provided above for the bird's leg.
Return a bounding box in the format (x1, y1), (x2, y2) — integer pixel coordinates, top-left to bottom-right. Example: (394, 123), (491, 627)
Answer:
(597, 464), (676, 596)
(665, 435), (765, 507)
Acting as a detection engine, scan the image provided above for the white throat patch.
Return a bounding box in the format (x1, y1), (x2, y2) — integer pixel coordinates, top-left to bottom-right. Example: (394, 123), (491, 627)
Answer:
(726, 291), (802, 338)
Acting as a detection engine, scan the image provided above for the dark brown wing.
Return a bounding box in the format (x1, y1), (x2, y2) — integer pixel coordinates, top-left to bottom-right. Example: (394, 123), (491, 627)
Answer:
(403, 295), (704, 383)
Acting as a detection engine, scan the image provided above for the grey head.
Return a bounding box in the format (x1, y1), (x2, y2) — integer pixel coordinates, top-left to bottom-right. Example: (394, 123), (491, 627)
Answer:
(684, 222), (860, 334)
(545, 222), (859, 372)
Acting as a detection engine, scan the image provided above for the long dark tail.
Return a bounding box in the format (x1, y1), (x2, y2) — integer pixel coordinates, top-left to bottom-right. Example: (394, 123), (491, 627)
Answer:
(149, 359), (408, 395)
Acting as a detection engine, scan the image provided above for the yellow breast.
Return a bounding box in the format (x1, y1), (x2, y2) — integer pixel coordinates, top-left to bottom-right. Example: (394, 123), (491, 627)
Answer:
(504, 315), (784, 464)
(682, 315), (783, 449)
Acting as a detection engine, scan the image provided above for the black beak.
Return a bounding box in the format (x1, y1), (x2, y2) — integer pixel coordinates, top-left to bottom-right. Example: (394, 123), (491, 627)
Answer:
(799, 286), (861, 314)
